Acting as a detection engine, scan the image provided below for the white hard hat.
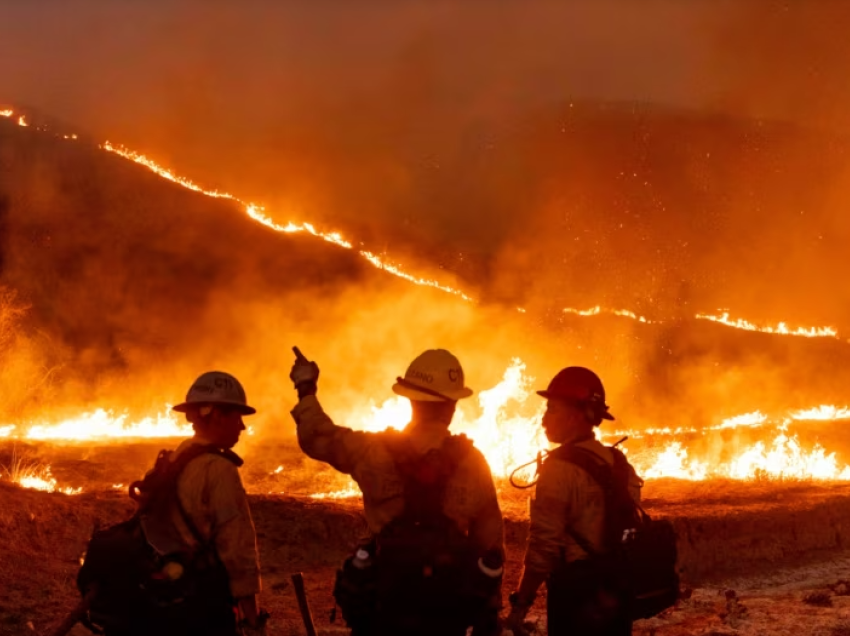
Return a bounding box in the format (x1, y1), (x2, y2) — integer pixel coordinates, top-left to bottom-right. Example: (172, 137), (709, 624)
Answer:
(391, 349), (473, 402)
(172, 371), (256, 415)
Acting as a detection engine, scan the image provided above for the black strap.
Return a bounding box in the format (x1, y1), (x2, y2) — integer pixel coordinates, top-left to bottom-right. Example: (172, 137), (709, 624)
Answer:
(170, 445), (242, 548)
(548, 444), (648, 557)
(549, 446), (612, 557)
(386, 433), (472, 519)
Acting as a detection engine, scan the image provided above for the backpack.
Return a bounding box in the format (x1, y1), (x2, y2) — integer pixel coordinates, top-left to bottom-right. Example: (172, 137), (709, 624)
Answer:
(76, 444), (240, 634)
(372, 433), (478, 626)
(549, 444), (680, 620)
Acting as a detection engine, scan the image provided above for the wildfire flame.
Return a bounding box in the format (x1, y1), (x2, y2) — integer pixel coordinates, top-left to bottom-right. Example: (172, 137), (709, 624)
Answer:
(1, 458), (81, 495)
(3, 105), (842, 337)
(100, 142), (469, 299)
(640, 433), (850, 481)
(3, 408), (190, 441)
(696, 312), (839, 338)
(350, 361), (850, 483)
(563, 306), (653, 323)
(791, 405), (850, 421)
(309, 484), (361, 500)
(562, 306), (842, 340)
(14, 465), (81, 495)
(4, 104), (850, 492)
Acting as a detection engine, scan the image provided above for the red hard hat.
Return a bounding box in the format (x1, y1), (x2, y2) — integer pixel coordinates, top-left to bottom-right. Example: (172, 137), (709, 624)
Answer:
(537, 367), (615, 420)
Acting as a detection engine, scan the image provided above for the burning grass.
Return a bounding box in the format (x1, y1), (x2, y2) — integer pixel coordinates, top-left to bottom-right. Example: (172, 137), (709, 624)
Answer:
(0, 445), (80, 495)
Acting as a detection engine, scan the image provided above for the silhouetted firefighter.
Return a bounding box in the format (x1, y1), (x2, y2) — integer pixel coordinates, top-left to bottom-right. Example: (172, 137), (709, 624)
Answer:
(289, 347), (505, 636)
(72, 371), (268, 636)
(506, 367), (679, 636)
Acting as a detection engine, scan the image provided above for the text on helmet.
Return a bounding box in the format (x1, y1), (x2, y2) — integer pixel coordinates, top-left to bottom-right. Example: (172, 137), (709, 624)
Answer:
(409, 370), (434, 384)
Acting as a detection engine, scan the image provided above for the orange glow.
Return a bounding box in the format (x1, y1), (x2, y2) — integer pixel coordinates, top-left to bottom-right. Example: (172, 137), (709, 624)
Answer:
(1, 361), (844, 484)
(641, 443), (708, 480)
(3, 464), (81, 495)
(5, 104), (850, 491)
(696, 312), (839, 339)
(563, 306), (653, 323)
(638, 432), (850, 481)
(7, 408), (190, 442)
(563, 306), (841, 339)
(790, 405), (850, 421)
(345, 360), (850, 483)
(309, 483), (361, 499)
(346, 359), (547, 482)
(4, 107), (841, 340)
(100, 142), (470, 299)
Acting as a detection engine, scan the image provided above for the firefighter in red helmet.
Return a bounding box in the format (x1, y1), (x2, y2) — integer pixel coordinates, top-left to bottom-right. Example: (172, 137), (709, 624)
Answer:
(505, 367), (642, 636)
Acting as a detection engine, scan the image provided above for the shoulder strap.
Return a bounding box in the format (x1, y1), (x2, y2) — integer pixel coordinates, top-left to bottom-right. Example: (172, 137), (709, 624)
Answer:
(549, 444), (650, 556)
(548, 444), (613, 490)
(169, 444), (242, 548)
(547, 445), (614, 556)
(385, 433), (472, 520)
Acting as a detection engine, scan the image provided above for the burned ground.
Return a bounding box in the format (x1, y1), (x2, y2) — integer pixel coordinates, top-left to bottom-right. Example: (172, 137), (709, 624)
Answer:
(6, 460), (850, 635)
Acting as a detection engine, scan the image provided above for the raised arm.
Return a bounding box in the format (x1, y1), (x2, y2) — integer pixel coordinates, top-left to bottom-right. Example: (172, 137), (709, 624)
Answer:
(290, 394), (373, 475)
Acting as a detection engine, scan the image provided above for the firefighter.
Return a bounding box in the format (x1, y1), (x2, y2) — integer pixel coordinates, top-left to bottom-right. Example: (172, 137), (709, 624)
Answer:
(505, 367), (642, 636)
(289, 348), (505, 636)
(145, 371), (267, 636)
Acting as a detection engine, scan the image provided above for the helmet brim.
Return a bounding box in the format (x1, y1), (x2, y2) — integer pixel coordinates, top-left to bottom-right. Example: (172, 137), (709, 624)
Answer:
(536, 390), (615, 420)
(172, 401), (257, 415)
(392, 382), (473, 402)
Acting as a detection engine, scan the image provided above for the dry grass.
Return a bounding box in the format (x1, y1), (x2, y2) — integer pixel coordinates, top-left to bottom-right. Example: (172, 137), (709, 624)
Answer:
(1, 445), (45, 484)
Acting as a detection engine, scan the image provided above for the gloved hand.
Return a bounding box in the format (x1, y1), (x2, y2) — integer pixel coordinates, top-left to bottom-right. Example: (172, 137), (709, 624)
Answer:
(290, 346), (320, 398)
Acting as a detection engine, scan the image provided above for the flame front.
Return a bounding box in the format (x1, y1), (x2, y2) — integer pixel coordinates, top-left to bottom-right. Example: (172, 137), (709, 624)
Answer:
(3, 408), (190, 442)
(696, 312), (839, 338)
(350, 361), (850, 485)
(2, 463), (81, 495)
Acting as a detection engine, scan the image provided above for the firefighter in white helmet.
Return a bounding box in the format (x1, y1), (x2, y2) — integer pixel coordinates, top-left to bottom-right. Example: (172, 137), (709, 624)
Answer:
(141, 371), (266, 636)
(290, 348), (505, 636)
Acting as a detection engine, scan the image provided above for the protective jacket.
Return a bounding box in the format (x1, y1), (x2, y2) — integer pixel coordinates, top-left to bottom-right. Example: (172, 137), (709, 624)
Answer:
(142, 435), (262, 600)
(522, 437), (641, 579)
(291, 395), (505, 561)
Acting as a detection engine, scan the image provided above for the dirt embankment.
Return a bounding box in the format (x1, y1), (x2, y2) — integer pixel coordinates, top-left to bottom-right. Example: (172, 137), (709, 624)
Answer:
(4, 480), (850, 635)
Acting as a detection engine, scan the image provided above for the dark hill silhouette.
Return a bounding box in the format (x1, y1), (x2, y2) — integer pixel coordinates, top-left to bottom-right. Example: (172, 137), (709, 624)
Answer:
(0, 117), (452, 419)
